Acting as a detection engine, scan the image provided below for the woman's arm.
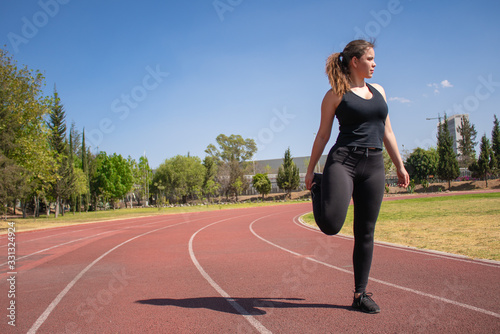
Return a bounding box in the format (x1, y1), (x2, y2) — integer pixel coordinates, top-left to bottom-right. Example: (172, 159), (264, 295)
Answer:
(383, 115), (410, 188)
(371, 83), (409, 188)
(305, 90), (340, 190)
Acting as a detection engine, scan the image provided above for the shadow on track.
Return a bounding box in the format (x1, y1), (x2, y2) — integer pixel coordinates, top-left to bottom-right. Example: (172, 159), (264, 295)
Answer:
(136, 297), (351, 315)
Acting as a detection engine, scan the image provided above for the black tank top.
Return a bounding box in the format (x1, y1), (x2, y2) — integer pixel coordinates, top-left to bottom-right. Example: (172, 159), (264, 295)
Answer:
(334, 83), (388, 149)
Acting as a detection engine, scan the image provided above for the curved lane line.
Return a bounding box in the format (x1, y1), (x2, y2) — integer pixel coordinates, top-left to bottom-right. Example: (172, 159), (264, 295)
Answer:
(27, 218), (195, 334)
(188, 215), (272, 334)
(294, 212), (500, 268)
(250, 214), (500, 320)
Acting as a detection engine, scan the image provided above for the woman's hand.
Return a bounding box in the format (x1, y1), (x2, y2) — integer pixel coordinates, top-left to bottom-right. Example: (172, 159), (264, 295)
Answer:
(397, 166), (410, 188)
(305, 171), (315, 190)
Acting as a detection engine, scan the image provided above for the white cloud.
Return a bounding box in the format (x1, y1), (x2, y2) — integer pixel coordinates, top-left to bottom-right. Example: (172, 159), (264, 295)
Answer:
(441, 79), (453, 88)
(389, 97), (411, 103)
(427, 83), (440, 94)
(427, 80), (453, 95)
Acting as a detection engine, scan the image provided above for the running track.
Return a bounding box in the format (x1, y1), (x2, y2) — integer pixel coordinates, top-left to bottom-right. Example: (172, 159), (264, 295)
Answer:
(1, 203), (499, 333)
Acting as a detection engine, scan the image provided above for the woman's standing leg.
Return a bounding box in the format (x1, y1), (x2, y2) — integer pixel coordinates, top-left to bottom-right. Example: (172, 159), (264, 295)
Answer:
(351, 150), (385, 313)
(351, 150), (385, 293)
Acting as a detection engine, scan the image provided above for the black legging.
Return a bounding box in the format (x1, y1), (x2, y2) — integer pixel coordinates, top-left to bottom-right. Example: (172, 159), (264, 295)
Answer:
(313, 145), (385, 293)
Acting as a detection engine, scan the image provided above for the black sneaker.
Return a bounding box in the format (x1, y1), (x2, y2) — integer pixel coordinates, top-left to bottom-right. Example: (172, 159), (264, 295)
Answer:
(352, 292), (381, 314)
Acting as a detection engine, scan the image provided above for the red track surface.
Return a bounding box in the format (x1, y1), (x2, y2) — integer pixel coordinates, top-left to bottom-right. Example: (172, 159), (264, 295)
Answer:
(1, 202), (499, 333)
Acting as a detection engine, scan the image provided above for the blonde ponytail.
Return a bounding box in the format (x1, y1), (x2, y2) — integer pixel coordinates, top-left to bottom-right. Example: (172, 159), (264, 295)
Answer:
(325, 39), (375, 97)
(325, 52), (350, 97)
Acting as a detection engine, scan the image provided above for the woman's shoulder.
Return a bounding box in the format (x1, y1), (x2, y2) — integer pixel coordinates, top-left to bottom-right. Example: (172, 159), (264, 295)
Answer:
(323, 88), (343, 102)
(369, 83), (387, 101)
(322, 89), (343, 109)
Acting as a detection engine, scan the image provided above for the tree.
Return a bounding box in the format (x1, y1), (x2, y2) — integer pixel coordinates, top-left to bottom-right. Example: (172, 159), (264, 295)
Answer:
(437, 114), (460, 189)
(66, 131), (89, 214)
(71, 168), (89, 211)
(69, 122), (83, 168)
(49, 88), (67, 155)
(0, 155), (31, 216)
(232, 176), (244, 201)
(153, 155), (205, 203)
(205, 134), (257, 199)
(90, 152), (112, 208)
(126, 155), (152, 208)
(405, 147), (438, 183)
(81, 129), (91, 211)
(90, 152), (133, 209)
(87, 148), (99, 210)
(127, 157), (139, 208)
(205, 134), (257, 163)
(202, 156), (219, 203)
(137, 155), (152, 206)
(68, 132), (76, 213)
(48, 88), (73, 217)
(457, 116), (477, 168)
(214, 161), (232, 200)
(277, 147), (300, 200)
(252, 173), (271, 200)
(110, 154), (134, 207)
(173, 155), (205, 203)
(0, 48), (55, 216)
(491, 115), (500, 171)
(471, 135), (495, 187)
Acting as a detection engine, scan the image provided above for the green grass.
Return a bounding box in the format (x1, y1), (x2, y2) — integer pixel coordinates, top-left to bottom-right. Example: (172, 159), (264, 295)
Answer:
(301, 193), (500, 261)
(0, 200), (307, 233)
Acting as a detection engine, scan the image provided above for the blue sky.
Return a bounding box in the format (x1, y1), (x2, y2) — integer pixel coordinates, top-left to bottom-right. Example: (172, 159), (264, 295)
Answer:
(1, 0), (500, 169)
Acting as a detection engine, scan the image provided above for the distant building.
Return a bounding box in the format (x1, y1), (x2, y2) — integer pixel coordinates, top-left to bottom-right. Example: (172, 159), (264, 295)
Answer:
(244, 155), (328, 195)
(250, 155), (327, 175)
(438, 114), (468, 155)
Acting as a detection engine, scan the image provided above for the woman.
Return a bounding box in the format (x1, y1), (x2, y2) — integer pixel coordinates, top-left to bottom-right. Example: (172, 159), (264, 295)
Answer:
(305, 39), (409, 314)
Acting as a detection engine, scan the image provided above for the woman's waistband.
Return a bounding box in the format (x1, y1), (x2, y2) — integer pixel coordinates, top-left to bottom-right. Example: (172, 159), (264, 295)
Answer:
(346, 146), (383, 152)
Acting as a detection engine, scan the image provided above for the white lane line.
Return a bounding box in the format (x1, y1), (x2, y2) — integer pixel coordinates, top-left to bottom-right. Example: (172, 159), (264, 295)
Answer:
(250, 215), (500, 320)
(0, 216), (174, 248)
(0, 218), (171, 268)
(1, 230), (114, 268)
(294, 212), (500, 268)
(188, 215), (272, 334)
(27, 217), (196, 334)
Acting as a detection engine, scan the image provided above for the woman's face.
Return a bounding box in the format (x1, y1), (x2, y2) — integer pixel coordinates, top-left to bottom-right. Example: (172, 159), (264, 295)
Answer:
(352, 47), (376, 79)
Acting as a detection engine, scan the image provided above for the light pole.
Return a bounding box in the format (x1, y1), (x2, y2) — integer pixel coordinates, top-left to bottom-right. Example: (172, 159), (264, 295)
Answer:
(426, 112), (441, 121)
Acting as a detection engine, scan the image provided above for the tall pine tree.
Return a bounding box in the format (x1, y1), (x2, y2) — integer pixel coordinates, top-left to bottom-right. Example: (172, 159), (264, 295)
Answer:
(474, 135), (495, 187)
(48, 87), (71, 217)
(437, 114), (460, 189)
(49, 87), (67, 155)
(491, 115), (500, 171)
(277, 147), (300, 200)
(457, 116), (477, 169)
(81, 128), (90, 211)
